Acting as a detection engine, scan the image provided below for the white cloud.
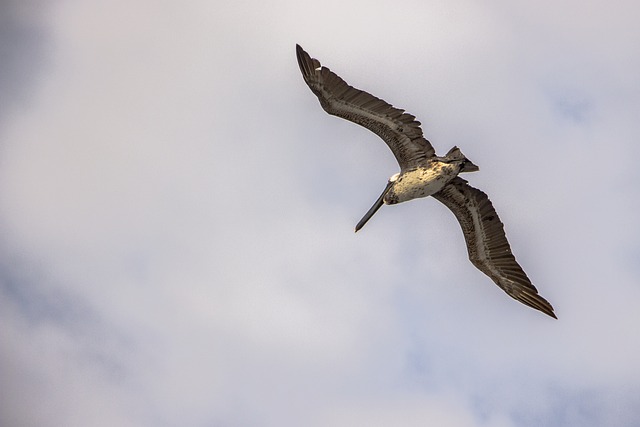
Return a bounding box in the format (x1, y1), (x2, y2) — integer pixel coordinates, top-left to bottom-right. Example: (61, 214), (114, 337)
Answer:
(2, 0), (640, 426)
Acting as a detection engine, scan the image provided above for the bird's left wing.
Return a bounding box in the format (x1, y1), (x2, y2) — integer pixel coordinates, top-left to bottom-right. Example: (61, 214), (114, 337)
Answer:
(296, 44), (435, 170)
(433, 178), (557, 318)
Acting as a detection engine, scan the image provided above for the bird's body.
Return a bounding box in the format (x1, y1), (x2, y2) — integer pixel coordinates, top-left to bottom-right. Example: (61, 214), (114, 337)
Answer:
(387, 164), (456, 204)
(296, 44), (556, 319)
(384, 148), (476, 204)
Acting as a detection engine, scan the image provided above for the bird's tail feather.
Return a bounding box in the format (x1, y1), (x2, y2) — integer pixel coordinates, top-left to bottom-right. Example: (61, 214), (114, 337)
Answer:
(445, 146), (479, 173)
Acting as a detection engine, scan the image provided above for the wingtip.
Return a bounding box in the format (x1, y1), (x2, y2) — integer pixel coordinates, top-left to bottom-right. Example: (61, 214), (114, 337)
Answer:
(513, 288), (558, 320)
(534, 299), (558, 320)
(296, 44), (312, 77)
(521, 297), (557, 319)
(535, 300), (557, 319)
(295, 44), (307, 59)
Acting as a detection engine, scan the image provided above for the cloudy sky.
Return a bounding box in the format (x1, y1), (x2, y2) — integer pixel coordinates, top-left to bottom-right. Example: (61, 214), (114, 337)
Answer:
(2, 0), (640, 426)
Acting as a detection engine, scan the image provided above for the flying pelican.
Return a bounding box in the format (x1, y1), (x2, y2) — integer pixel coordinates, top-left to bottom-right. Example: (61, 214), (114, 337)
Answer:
(296, 44), (556, 319)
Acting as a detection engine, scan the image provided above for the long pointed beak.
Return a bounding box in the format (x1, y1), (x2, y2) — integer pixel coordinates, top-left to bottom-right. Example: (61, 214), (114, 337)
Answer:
(355, 181), (393, 233)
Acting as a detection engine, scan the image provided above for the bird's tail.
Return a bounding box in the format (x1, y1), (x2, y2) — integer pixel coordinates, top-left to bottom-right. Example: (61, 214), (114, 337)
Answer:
(445, 146), (479, 173)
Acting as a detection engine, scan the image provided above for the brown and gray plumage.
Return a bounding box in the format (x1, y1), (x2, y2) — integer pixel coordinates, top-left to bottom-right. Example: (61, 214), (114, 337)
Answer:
(296, 44), (556, 319)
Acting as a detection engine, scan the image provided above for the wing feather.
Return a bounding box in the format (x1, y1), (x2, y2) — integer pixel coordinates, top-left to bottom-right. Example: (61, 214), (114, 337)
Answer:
(296, 44), (435, 170)
(433, 178), (556, 318)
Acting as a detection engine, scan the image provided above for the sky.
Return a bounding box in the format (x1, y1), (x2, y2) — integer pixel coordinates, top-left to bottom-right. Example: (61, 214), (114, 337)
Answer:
(1, 0), (640, 426)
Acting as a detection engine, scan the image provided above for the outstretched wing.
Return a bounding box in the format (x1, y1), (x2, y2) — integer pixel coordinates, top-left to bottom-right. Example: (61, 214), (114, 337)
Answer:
(433, 178), (556, 318)
(296, 44), (435, 171)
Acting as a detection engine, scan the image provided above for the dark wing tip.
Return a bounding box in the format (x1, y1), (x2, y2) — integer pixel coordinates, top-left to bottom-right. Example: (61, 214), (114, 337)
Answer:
(519, 291), (557, 319)
(536, 308), (557, 319)
(542, 302), (558, 319)
(295, 44), (308, 76)
(295, 44), (319, 83)
(538, 297), (557, 319)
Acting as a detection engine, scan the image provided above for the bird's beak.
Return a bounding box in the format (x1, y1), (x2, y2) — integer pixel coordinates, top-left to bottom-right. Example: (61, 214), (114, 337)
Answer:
(355, 181), (394, 232)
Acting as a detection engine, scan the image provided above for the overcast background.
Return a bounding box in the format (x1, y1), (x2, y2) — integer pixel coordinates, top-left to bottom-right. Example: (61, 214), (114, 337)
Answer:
(2, 1), (640, 426)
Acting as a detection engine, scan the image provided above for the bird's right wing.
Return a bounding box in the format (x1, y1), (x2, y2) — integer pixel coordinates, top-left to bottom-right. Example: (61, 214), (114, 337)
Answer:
(433, 178), (556, 318)
(296, 44), (435, 170)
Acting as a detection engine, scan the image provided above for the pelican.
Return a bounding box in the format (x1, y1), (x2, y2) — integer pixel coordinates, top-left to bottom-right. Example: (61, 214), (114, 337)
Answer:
(296, 44), (556, 319)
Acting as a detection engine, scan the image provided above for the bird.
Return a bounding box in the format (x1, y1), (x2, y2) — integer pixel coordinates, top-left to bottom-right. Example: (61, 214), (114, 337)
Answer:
(296, 44), (556, 319)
